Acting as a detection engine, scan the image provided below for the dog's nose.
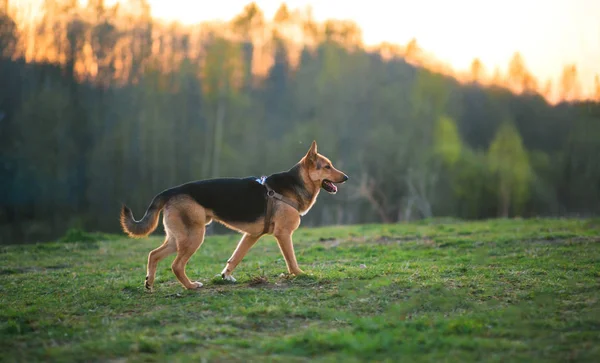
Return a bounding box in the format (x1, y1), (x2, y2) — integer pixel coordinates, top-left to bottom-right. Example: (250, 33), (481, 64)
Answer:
(342, 174), (349, 182)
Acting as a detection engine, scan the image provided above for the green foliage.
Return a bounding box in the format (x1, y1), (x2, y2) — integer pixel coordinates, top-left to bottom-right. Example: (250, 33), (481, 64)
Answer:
(57, 228), (118, 244)
(434, 146), (494, 219)
(488, 121), (533, 217)
(1, 219), (600, 361)
(434, 115), (462, 166)
(561, 108), (600, 210)
(0, 2), (600, 243)
(412, 70), (450, 119)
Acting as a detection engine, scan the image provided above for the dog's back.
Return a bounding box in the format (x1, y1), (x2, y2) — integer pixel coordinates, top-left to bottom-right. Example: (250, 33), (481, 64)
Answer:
(163, 177), (267, 223)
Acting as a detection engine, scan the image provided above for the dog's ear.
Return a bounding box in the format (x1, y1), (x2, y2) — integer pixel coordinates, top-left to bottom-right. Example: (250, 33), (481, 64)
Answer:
(305, 140), (318, 163)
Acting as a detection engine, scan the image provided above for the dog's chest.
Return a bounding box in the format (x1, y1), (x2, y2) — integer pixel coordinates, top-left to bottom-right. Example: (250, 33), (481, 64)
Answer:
(300, 190), (320, 216)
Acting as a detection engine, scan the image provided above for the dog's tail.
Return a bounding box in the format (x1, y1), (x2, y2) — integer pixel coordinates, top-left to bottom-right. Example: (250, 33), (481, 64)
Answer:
(120, 194), (168, 238)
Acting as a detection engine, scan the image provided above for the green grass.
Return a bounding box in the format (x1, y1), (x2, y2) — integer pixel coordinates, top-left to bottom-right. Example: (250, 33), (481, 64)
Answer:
(1, 218), (600, 362)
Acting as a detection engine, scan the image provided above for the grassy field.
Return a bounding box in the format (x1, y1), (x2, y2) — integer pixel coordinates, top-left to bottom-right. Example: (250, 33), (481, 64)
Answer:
(1, 218), (599, 362)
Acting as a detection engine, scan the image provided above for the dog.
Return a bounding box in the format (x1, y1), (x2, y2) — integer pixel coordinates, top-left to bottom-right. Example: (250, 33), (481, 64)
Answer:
(120, 141), (348, 290)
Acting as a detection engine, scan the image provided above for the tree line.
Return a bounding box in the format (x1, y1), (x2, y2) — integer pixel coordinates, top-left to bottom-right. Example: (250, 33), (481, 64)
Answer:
(1, 1), (599, 243)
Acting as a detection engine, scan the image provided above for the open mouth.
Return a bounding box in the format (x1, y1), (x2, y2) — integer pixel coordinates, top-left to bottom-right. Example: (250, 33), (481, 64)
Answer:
(322, 179), (339, 194)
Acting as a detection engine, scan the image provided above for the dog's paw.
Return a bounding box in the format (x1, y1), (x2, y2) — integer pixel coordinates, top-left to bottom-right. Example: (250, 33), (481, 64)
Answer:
(145, 276), (153, 291)
(221, 273), (237, 283)
(189, 281), (203, 289)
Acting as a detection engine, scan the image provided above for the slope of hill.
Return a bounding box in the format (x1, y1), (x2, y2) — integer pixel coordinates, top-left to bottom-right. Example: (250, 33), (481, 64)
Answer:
(2, 218), (599, 362)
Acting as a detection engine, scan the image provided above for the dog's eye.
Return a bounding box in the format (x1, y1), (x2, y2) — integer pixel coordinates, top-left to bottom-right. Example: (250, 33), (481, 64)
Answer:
(325, 165), (331, 169)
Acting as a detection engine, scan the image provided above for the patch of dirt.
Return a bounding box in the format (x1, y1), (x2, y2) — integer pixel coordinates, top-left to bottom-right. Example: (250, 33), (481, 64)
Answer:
(319, 235), (421, 248)
(373, 236), (420, 245)
(230, 316), (323, 333)
(529, 237), (600, 245)
(0, 268), (21, 275)
(0, 264), (70, 275)
(199, 278), (294, 292)
(46, 264), (71, 270)
(249, 275), (269, 286)
(318, 237), (336, 242)
(417, 238), (437, 247)
(320, 239), (341, 248)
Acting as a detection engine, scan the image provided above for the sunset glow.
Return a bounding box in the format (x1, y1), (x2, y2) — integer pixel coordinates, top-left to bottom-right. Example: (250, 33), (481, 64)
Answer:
(146, 0), (600, 100)
(10, 0), (600, 101)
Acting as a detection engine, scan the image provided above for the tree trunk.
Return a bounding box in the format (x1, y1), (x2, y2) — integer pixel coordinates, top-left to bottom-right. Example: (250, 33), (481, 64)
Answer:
(211, 93), (226, 178)
(201, 113), (213, 178)
(499, 184), (510, 218)
(367, 193), (391, 223)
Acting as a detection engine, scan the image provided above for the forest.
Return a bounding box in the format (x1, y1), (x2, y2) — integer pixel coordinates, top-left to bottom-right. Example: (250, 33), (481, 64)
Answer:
(1, 0), (599, 244)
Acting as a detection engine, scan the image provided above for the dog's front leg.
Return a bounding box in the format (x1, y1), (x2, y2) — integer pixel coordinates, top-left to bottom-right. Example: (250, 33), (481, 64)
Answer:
(274, 232), (304, 276)
(221, 233), (260, 282)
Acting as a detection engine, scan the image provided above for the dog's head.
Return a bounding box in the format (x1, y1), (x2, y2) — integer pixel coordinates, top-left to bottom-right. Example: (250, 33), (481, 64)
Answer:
(301, 141), (348, 194)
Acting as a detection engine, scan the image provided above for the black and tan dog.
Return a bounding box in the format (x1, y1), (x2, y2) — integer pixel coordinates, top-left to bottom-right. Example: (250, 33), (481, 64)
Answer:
(120, 141), (348, 290)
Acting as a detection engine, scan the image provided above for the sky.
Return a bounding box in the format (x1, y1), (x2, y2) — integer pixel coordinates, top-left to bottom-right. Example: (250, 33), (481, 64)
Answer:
(146, 0), (600, 97)
(11, 0), (600, 97)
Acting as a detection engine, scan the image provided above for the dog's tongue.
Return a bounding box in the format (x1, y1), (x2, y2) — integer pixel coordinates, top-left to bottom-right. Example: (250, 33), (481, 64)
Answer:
(324, 180), (337, 193)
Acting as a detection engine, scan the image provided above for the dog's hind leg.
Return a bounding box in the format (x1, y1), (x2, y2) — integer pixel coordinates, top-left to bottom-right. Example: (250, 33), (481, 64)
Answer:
(221, 233), (260, 282)
(145, 235), (176, 290)
(171, 226), (205, 289)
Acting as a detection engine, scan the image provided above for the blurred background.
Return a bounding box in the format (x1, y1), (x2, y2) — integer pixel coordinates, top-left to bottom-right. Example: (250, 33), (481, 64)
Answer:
(1, 0), (599, 244)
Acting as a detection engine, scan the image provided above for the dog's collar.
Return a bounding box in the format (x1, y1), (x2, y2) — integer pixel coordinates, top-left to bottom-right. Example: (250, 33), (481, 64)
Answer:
(258, 176), (300, 235)
(256, 176), (300, 212)
(264, 184), (300, 211)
